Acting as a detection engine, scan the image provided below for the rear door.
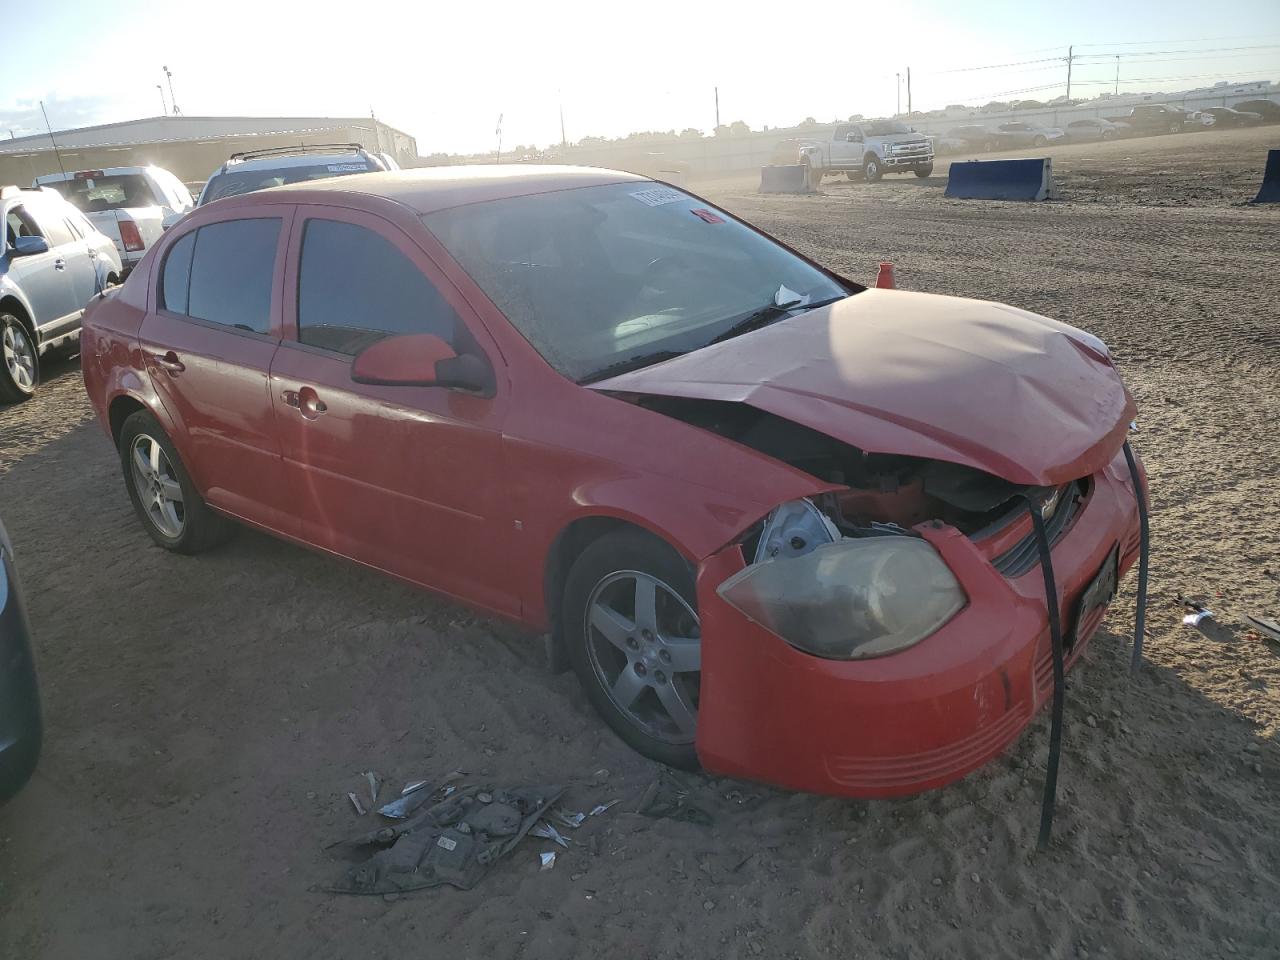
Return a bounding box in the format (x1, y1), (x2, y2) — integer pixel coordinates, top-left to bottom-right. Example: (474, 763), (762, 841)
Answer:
(138, 210), (293, 529)
(270, 206), (513, 613)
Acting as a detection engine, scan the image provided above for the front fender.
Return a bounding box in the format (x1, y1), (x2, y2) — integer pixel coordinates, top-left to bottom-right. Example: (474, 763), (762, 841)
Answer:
(0, 277), (37, 329)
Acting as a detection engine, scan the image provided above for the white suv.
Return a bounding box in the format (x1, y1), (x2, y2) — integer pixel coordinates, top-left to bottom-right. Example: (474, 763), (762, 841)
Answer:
(196, 144), (393, 206)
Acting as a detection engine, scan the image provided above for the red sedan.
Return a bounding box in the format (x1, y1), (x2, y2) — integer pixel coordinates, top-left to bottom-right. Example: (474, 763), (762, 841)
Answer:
(81, 167), (1145, 798)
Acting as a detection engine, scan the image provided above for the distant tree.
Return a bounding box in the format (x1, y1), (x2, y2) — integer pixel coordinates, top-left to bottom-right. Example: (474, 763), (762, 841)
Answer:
(796, 116), (819, 129)
(679, 127), (703, 138)
(982, 101), (1009, 112)
(713, 124), (729, 137)
(847, 113), (865, 121)
(945, 104), (966, 112)
(728, 120), (751, 136)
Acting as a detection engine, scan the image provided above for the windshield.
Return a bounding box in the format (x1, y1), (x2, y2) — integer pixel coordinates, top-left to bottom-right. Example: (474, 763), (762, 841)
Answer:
(863, 120), (912, 136)
(45, 174), (159, 212)
(200, 159), (375, 203)
(424, 182), (849, 383)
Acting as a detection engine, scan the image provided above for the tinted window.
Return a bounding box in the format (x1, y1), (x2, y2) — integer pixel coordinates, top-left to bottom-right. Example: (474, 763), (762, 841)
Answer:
(201, 159), (373, 204)
(187, 219), (280, 333)
(44, 174), (160, 212)
(29, 202), (76, 246)
(297, 219), (458, 355)
(4, 206), (40, 249)
(161, 231), (196, 314)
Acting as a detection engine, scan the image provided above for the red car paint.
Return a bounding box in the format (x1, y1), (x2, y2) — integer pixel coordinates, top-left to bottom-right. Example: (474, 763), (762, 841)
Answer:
(81, 166), (1144, 798)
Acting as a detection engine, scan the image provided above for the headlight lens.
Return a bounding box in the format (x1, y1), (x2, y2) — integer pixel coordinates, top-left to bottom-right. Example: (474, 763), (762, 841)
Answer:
(717, 537), (966, 660)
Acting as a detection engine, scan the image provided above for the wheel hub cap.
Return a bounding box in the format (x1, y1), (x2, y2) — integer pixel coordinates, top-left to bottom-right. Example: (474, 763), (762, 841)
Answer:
(2, 323), (35, 391)
(130, 434), (186, 538)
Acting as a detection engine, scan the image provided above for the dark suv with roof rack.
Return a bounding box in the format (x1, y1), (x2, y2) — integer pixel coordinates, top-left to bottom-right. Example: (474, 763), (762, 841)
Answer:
(195, 143), (395, 206)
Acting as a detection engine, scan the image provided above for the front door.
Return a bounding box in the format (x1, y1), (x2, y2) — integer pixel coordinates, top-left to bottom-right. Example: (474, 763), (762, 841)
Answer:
(270, 207), (513, 615)
(138, 211), (292, 529)
(4, 203), (80, 324)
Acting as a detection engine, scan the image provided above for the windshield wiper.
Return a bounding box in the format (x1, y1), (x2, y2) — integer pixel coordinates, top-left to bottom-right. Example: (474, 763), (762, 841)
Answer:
(579, 350), (685, 384)
(707, 295), (844, 346)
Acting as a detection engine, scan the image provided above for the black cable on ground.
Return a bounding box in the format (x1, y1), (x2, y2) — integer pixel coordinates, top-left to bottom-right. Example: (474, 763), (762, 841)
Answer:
(1121, 440), (1150, 673)
(1024, 498), (1064, 851)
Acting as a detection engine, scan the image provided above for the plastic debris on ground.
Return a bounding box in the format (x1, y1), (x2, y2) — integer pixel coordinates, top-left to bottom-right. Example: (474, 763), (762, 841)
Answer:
(377, 772), (463, 820)
(540, 851), (556, 871)
(530, 821), (571, 848)
(589, 799), (621, 817)
(364, 771), (381, 806)
(1245, 615), (1280, 642)
(636, 771), (714, 826)
(329, 783), (564, 895)
(348, 792), (366, 816)
(555, 810), (587, 829)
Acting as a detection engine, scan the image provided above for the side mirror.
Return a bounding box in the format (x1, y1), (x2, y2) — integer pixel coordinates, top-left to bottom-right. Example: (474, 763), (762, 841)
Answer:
(12, 236), (49, 257)
(351, 332), (492, 394)
(161, 210), (185, 231)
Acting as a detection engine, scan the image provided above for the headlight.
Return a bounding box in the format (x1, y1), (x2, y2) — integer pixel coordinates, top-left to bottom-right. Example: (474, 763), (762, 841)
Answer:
(717, 537), (966, 660)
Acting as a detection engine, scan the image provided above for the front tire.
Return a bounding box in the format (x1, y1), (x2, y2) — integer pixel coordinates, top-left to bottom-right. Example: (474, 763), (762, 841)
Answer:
(118, 410), (233, 553)
(1033, 135), (1047, 147)
(914, 163), (934, 178)
(562, 529), (701, 770)
(863, 155), (883, 182)
(0, 313), (38, 404)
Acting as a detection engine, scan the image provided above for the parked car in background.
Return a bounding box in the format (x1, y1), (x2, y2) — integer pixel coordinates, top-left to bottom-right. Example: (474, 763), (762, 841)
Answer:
(1104, 104), (1188, 136)
(1181, 110), (1214, 128)
(196, 143), (393, 206)
(781, 120), (933, 183)
(944, 125), (998, 152)
(990, 122), (1065, 148)
(35, 166), (193, 277)
(0, 516), (41, 807)
(82, 166), (1146, 798)
(1201, 107), (1263, 128)
(1232, 99), (1280, 123)
(2, 185), (122, 402)
(1063, 118), (1123, 142)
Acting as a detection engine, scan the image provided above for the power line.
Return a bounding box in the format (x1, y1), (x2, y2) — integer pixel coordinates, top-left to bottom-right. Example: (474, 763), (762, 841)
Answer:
(932, 55), (1064, 75)
(1073, 33), (1280, 48)
(1074, 43), (1280, 59)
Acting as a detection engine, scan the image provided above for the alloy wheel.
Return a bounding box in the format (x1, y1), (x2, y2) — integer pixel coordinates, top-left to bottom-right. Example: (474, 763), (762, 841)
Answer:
(2, 322), (36, 392)
(584, 570), (701, 745)
(130, 434), (185, 538)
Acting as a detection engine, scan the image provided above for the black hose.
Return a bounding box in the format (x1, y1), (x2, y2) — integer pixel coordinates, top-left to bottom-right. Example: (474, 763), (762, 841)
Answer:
(1121, 440), (1150, 673)
(1024, 497), (1064, 851)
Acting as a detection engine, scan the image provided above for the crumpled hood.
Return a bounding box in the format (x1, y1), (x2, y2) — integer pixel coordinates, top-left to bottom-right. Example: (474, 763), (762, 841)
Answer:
(589, 289), (1135, 486)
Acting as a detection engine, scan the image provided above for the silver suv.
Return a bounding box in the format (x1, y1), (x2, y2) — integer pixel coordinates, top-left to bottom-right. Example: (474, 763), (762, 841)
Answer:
(196, 143), (395, 206)
(1, 186), (122, 403)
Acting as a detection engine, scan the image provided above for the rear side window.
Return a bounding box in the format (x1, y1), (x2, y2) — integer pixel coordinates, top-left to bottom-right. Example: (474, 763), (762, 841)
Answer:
(159, 219), (279, 332)
(161, 232), (196, 314)
(296, 219), (458, 355)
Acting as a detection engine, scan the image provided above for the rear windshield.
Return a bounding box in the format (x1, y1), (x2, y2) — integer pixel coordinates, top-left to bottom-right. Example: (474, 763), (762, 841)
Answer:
(46, 174), (159, 212)
(200, 160), (375, 203)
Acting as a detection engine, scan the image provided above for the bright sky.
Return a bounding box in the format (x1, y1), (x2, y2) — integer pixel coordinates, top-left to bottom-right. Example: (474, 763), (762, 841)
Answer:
(2, 0), (1278, 154)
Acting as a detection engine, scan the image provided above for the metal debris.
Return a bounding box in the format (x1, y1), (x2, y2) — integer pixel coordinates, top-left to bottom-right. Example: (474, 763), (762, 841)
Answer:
(365, 771), (381, 806)
(1182, 608), (1214, 627)
(348, 792), (367, 816)
(555, 810), (587, 829)
(530, 821), (571, 848)
(1245, 615), (1280, 642)
(540, 851), (557, 871)
(401, 780), (429, 796)
(589, 799), (621, 817)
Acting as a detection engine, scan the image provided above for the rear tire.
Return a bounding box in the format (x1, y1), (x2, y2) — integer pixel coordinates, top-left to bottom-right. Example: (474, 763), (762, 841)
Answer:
(118, 409), (234, 554)
(562, 528), (701, 770)
(0, 313), (38, 404)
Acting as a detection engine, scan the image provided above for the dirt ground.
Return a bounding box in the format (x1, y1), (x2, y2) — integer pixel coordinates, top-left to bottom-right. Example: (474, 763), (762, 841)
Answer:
(1, 124), (1277, 960)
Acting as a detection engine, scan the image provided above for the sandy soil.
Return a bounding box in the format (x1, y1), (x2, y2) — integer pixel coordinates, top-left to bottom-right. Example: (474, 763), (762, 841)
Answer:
(1, 125), (1277, 960)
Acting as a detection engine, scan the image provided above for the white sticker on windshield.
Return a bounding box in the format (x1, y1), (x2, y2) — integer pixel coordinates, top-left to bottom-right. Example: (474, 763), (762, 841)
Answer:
(630, 187), (685, 207)
(327, 163), (370, 172)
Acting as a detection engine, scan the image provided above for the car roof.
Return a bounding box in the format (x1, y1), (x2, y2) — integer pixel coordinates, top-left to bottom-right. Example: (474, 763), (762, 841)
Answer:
(34, 166), (161, 183)
(245, 165), (649, 214)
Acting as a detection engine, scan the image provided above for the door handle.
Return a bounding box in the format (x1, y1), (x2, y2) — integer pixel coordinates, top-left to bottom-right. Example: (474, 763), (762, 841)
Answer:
(54, 258), (66, 270)
(298, 385), (327, 419)
(152, 351), (185, 374)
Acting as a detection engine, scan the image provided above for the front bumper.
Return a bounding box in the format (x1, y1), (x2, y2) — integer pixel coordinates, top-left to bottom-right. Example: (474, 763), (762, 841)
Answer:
(694, 447), (1143, 798)
(0, 549), (42, 807)
(883, 153), (934, 167)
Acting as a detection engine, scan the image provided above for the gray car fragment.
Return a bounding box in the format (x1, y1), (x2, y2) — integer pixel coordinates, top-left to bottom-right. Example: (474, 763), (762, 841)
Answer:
(330, 784), (564, 895)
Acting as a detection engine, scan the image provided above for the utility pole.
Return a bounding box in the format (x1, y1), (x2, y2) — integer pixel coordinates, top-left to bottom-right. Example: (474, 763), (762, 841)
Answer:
(495, 113), (503, 164)
(1115, 55), (1120, 96)
(1065, 45), (1074, 101)
(163, 65), (180, 115)
(906, 67), (912, 118)
(157, 84), (168, 116)
(714, 86), (720, 130)
(895, 72), (901, 116)
(559, 95), (567, 149)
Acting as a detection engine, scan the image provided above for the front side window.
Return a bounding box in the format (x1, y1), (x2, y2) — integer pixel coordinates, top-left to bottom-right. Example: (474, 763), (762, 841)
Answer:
(179, 219), (280, 333)
(297, 219), (458, 355)
(425, 182), (848, 383)
(862, 120), (911, 137)
(4, 206), (41, 250)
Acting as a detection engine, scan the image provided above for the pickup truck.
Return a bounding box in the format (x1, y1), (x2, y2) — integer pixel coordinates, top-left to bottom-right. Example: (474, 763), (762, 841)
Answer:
(35, 166), (193, 277)
(1102, 104), (1188, 137)
(777, 120), (934, 183)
